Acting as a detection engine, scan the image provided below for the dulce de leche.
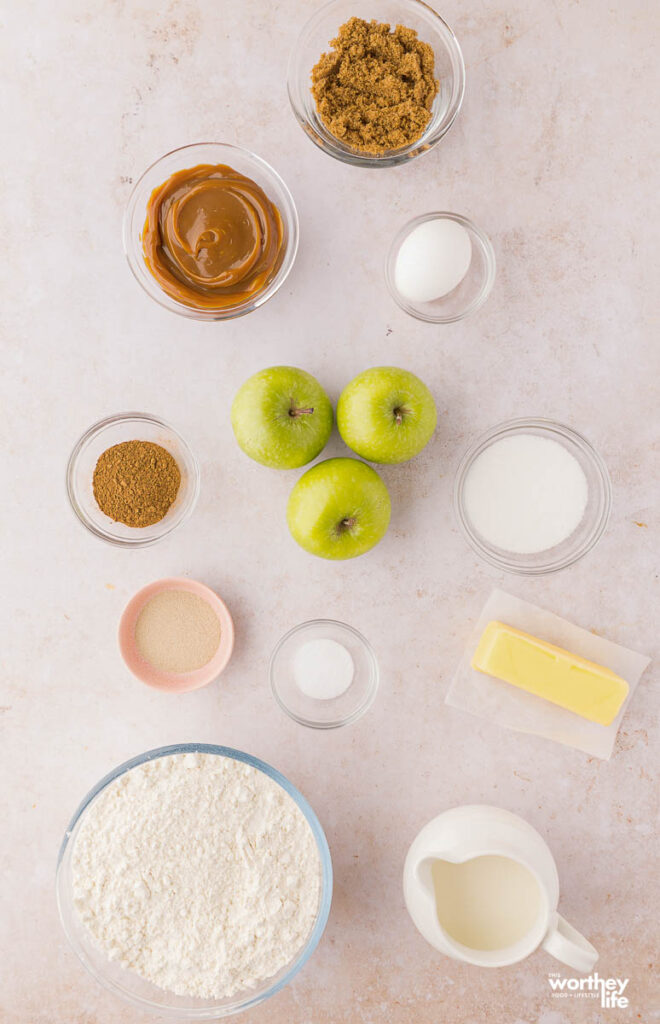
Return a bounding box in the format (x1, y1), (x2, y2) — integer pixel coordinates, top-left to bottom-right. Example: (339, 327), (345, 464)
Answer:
(142, 163), (284, 311)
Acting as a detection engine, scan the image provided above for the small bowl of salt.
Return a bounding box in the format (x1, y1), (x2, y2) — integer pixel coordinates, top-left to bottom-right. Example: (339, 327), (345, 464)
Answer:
(270, 620), (379, 729)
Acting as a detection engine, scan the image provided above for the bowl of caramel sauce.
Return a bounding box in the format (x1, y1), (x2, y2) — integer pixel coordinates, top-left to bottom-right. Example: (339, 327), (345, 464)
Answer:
(123, 143), (299, 320)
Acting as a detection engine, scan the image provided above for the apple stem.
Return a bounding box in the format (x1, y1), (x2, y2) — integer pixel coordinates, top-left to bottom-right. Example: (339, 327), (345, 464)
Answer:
(393, 406), (408, 425)
(289, 406), (314, 417)
(338, 517), (356, 533)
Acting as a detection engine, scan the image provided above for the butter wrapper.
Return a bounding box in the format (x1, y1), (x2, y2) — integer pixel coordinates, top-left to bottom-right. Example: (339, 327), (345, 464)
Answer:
(445, 589), (651, 759)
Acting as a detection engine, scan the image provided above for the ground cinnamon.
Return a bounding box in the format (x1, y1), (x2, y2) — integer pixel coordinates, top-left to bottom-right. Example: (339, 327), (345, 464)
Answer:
(311, 17), (438, 155)
(93, 440), (181, 528)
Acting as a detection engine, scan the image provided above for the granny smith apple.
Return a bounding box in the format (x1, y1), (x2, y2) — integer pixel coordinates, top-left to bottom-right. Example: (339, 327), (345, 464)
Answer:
(231, 366), (333, 469)
(337, 367), (437, 464)
(287, 458), (391, 560)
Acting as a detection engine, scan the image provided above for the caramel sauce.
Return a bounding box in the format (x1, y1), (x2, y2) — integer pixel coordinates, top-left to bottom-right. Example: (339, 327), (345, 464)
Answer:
(142, 163), (284, 311)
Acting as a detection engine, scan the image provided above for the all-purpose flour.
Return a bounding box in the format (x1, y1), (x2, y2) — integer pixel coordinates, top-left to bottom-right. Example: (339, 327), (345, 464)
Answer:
(71, 752), (322, 999)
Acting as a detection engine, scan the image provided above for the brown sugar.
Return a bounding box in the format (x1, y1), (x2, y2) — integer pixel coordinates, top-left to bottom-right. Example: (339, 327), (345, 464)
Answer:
(92, 440), (181, 528)
(311, 17), (438, 155)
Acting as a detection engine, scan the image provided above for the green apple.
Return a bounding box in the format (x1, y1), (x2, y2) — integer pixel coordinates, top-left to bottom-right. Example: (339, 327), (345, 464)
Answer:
(336, 367), (437, 464)
(287, 457), (391, 560)
(231, 366), (333, 469)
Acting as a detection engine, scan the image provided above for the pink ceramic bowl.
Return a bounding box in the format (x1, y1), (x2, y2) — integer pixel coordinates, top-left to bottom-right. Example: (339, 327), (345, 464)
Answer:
(118, 578), (235, 692)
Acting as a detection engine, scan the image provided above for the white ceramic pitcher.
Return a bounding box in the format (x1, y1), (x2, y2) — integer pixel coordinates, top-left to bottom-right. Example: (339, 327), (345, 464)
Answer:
(403, 805), (598, 972)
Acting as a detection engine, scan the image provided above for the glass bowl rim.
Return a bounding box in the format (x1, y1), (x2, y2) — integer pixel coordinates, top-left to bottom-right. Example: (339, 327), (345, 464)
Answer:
(122, 141), (300, 321)
(286, 0), (466, 168)
(385, 211), (497, 323)
(453, 417), (612, 575)
(65, 410), (200, 548)
(270, 618), (380, 729)
(56, 742), (333, 1018)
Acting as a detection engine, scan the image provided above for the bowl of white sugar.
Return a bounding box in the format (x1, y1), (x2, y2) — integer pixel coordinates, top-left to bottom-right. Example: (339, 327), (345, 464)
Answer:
(454, 418), (611, 575)
(56, 744), (332, 1018)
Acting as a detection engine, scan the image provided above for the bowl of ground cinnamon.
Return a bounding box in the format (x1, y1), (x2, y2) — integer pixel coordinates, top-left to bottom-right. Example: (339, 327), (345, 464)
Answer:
(66, 413), (200, 547)
(288, 0), (465, 167)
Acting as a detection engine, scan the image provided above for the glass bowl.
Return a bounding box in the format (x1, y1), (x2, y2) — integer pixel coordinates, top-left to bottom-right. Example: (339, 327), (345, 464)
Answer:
(270, 619), (379, 728)
(66, 412), (199, 547)
(56, 743), (333, 1019)
(386, 212), (496, 322)
(453, 418), (612, 575)
(287, 0), (465, 168)
(123, 143), (299, 320)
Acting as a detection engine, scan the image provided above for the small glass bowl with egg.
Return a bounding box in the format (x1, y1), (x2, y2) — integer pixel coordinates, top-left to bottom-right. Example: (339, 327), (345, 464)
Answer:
(270, 619), (379, 728)
(386, 212), (496, 322)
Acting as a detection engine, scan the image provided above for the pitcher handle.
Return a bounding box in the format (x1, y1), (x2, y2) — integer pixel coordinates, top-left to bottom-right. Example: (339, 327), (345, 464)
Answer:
(542, 912), (599, 973)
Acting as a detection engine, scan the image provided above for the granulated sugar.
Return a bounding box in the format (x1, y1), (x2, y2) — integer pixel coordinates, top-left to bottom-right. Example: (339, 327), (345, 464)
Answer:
(463, 434), (589, 554)
(71, 752), (322, 999)
(134, 589), (221, 672)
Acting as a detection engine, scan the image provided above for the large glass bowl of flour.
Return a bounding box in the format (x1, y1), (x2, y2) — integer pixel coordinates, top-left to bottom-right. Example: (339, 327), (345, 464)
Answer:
(56, 744), (332, 1018)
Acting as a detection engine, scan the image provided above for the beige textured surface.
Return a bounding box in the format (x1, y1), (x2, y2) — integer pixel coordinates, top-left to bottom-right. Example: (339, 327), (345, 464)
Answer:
(1, 1), (659, 1021)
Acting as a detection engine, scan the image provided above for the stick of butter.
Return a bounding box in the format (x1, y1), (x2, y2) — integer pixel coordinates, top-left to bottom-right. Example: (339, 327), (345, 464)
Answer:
(471, 621), (629, 726)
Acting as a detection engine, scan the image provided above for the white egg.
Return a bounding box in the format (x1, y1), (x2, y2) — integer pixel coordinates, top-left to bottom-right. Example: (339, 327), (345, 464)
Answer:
(394, 218), (473, 303)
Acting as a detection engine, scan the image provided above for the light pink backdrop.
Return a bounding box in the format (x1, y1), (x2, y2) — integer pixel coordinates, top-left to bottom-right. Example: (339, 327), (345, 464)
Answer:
(2, 1), (658, 1021)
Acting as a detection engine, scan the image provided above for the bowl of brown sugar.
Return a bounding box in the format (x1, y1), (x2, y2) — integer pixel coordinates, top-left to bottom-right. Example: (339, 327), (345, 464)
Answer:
(66, 412), (200, 547)
(288, 0), (465, 167)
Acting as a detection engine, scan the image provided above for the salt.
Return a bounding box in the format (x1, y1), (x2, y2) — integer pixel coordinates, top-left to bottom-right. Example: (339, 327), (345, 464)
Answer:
(463, 434), (589, 554)
(293, 638), (354, 701)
